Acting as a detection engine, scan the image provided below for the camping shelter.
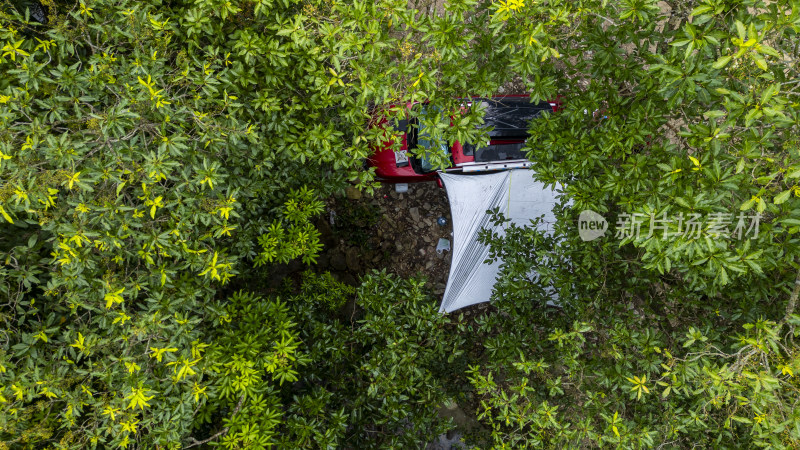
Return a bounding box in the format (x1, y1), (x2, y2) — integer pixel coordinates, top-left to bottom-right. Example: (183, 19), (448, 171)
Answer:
(438, 169), (561, 313)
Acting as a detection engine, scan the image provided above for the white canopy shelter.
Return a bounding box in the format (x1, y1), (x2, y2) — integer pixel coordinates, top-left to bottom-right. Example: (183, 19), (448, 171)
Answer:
(439, 169), (561, 313)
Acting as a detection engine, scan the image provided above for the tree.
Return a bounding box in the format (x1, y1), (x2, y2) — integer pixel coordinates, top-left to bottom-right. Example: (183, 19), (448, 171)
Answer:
(4, 0), (800, 448)
(469, 0), (800, 447)
(0, 0), (489, 447)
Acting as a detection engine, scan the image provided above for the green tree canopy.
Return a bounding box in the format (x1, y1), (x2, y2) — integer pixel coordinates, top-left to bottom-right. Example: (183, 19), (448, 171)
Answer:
(470, 0), (800, 447)
(2, 0), (800, 448)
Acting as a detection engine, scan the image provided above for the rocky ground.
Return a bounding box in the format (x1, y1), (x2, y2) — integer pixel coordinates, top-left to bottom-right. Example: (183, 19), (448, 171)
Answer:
(318, 181), (453, 295)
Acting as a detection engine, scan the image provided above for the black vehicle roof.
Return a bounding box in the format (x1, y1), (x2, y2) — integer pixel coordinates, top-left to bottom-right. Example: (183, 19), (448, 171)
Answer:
(471, 97), (553, 138)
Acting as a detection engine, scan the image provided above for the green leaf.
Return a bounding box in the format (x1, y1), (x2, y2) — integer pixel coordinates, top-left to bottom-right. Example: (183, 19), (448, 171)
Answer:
(757, 44), (781, 58)
(760, 83), (779, 105)
(756, 174), (776, 184)
(756, 197), (767, 213)
(740, 197), (756, 211)
(712, 56), (732, 69)
(736, 158), (746, 173)
(690, 5), (713, 16)
(774, 189), (792, 204)
(745, 108), (763, 126)
(753, 54), (768, 71)
(735, 20), (746, 41)
(0, 205), (13, 224)
(703, 110), (726, 119)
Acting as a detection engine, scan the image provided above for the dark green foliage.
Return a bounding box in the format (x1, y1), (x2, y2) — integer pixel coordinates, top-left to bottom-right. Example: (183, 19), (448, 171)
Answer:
(331, 198), (381, 247)
(288, 270), (460, 448)
(466, 0), (800, 447)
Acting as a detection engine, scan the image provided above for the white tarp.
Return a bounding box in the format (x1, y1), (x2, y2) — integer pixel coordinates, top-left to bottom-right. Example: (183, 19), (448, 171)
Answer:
(439, 169), (560, 313)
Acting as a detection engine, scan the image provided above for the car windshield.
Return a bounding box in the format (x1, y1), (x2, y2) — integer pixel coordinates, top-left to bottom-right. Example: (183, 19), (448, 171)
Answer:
(413, 106), (450, 172)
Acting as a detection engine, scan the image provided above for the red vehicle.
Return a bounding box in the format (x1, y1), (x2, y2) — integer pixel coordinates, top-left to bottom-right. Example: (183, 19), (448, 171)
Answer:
(367, 96), (561, 183)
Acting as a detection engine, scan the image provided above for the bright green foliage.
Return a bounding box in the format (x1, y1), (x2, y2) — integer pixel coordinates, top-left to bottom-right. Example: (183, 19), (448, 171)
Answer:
(256, 187), (324, 266)
(196, 290), (309, 449)
(196, 271), (456, 449)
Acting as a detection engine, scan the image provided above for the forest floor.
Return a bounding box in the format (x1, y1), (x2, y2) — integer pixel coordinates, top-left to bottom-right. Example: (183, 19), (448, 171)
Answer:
(319, 181), (453, 296)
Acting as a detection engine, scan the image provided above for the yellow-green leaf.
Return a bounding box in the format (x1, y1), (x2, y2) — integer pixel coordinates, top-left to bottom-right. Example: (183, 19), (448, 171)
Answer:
(104, 287), (125, 309)
(0, 206), (13, 224)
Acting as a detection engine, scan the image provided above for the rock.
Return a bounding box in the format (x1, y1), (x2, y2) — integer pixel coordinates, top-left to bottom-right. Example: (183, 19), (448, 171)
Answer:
(317, 253), (329, 269)
(418, 248), (426, 257)
(425, 260), (435, 270)
(423, 202), (432, 210)
(315, 217), (336, 248)
(332, 271), (358, 287)
(330, 251), (347, 271)
(345, 247), (361, 272)
(409, 207), (420, 222)
(341, 272), (358, 286)
(338, 297), (358, 318)
(345, 186), (362, 200)
(436, 400), (479, 433)
(264, 260), (303, 289)
(428, 432), (466, 450)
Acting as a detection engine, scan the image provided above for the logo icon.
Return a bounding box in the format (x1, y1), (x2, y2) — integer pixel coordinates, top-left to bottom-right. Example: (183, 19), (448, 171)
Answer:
(578, 210), (608, 242)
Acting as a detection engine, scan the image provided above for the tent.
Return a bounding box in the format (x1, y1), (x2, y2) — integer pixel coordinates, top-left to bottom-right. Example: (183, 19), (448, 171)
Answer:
(438, 169), (561, 313)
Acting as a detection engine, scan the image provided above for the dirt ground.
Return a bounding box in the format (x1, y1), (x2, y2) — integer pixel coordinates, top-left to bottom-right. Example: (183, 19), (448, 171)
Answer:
(318, 181), (453, 296)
